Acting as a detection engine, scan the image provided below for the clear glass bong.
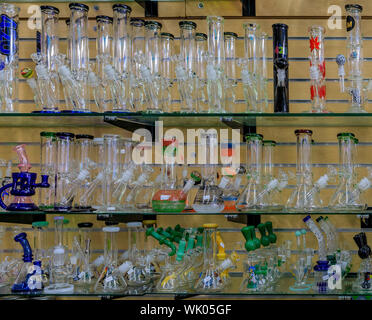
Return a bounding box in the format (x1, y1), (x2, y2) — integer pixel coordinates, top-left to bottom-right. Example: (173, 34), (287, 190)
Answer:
(308, 25), (327, 113)
(125, 222), (151, 289)
(206, 16), (226, 113)
(95, 15), (113, 112)
(0, 4), (19, 113)
(29, 5), (60, 113)
(32, 221), (50, 281)
(153, 138), (199, 212)
(44, 216), (74, 294)
(236, 133), (264, 211)
(177, 21), (198, 113)
(71, 222), (94, 291)
(94, 222), (127, 292)
(224, 32), (238, 113)
(193, 133), (225, 213)
(74, 134), (94, 210)
(240, 23), (260, 113)
(142, 21), (162, 113)
(286, 129), (322, 212)
(39, 132), (56, 210)
(102, 134), (123, 211)
(257, 140), (285, 210)
(336, 4), (371, 113)
(194, 223), (224, 292)
(66, 3), (91, 112)
(160, 32), (175, 113)
(195, 32), (209, 113)
(109, 4), (133, 112)
(257, 32), (269, 113)
(130, 18), (145, 111)
(329, 133), (368, 210)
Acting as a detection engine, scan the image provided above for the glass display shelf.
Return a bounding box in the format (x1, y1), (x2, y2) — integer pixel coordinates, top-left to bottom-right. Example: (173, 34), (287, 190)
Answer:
(3, 112), (372, 128)
(1, 0), (185, 2)
(0, 274), (367, 298)
(0, 209), (370, 215)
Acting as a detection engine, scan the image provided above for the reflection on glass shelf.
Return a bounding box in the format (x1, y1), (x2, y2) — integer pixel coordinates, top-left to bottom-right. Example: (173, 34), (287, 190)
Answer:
(0, 275), (366, 297)
(0, 209), (370, 215)
(1, 112), (372, 128)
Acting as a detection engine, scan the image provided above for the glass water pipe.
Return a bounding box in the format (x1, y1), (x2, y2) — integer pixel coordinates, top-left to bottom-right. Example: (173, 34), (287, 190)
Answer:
(241, 23), (260, 112)
(193, 133), (224, 213)
(153, 138), (199, 212)
(95, 15), (113, 111)
(236, 134), (264, 211)
(195, 33), (208, 113)
(176, 21), (198, 113)
(303, 215), (328, 291)
(27, 6), (60, 112)
(160, 32), (175, 112)
(336, 4), (372, 113)
(224, 32), (238, 113)
(124, 222), (151, 288)
(0, 4), (19, 113)
(329, 133), (369, 210)
(206, 16), (226, 113)
(257, 140), (285, 210)
(273, 23), (289, 113)
(66, 3), (90, 112)
(95, 223), (127, 292)
(286, 130), (321, 211)
(194, 224), (224, 292)
(308, 25), (327, 113)
(44, 216), (74, 294)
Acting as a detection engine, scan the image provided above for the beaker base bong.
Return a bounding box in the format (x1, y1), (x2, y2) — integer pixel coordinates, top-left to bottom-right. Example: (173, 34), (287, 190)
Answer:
(347, 106), (367, 113)
(289, 283), (311, 292)
(43, 283), (74, 294)
(192, 204), (224, 213)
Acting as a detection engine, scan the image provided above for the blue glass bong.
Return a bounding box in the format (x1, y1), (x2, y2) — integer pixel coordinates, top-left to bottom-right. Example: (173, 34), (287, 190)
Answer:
(12, 232), (46, 292)
(0, 144), (50, 211)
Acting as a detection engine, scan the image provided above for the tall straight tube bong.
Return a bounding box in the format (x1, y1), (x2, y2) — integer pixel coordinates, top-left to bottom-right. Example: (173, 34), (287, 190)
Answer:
(95, 15), (113, 111)
(68, 3), (90, 112)
(143, 21), (162, 113)
(54, 132), (75, 211)
(337, 4), (370, 113)
(110, 4), (132, 112)
(178, 21), (197, 113)
(242, 23), (260, 112)
(103, 135), (122, 211)
(224, 32), (237, 113)
(39, 132), (56, 210)
(272, 24), (289, 113)
(0, 4), (19, 112)
(39, 5), (60, 112)
(258, 32), (269, 113)
(286, 130), (321, 211)
(207, 16), (226, 113)
(195, 33), (208, 113)
(131, 18), (145, 111)
(160, 32), (175, 112)
(308, 26), (327, 113)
